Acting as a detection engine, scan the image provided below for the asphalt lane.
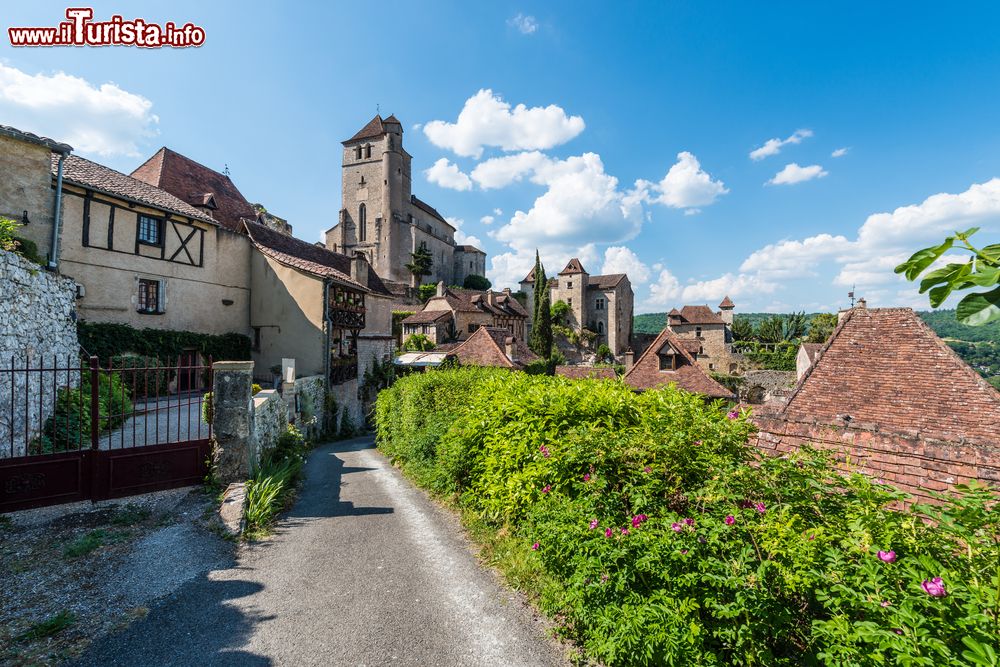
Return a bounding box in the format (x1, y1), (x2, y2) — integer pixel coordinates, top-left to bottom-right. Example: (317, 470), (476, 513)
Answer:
(73, 437), (567, 666)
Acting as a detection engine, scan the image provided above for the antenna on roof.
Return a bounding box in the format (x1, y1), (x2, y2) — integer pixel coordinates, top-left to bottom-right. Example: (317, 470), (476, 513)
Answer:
(848, 285), (856, 308)
(376, 103), (380, 115)
(223, 163), (231, 177)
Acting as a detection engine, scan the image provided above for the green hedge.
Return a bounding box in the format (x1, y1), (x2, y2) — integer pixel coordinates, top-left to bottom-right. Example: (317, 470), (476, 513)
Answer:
(78, 322), (251, 362)
(375, 368), (1000, 666)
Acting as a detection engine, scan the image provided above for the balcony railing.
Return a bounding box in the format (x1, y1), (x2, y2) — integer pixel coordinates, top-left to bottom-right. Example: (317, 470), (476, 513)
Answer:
(330, 356), (359, 385)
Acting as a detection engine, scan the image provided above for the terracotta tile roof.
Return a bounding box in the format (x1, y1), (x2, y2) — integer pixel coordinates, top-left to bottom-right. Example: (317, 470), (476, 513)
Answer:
(345, 115), (386, 143)
(455, 245), (486, 254)
(521, 267), (537, 284)
(669, 305), (726, 326)
(383, 114), (401, 125)
(130, 147), (256, 231)
(2, 124), (72, 154)
(559, 258), (587, 275)
(624, 326), (735, 399)
(719, 295), (735, 309)
(555, 365), (617, 380)
(243, 221), (392, 295)
(54, 155), (216, 224)
(401, 310), (452, 325)
(779, 307), (1000, 445)
(448, 327), (539, 369)
(588, 274), (627, 290)
(425, 288), (529, 318)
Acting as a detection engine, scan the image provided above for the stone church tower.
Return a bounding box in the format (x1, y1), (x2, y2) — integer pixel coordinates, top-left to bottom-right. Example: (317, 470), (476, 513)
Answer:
(325, 115), (486, 288)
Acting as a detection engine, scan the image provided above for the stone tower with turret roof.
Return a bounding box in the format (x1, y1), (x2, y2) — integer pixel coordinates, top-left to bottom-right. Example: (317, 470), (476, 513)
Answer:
(325, 115), (486, 288)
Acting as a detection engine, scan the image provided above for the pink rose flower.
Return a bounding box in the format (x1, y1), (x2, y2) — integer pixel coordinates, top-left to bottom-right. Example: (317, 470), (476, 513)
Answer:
(683, 517), (694, 527)
(727, 410), (739, 420)
(605, 527), (613, 538)
(541, 484), (551, 494)
(755, 502), (766, 513)
(671, 522), (683, 533)
(620, 527), (629, 535)
(724, 515), (735, 525)
(583, 473), (590, 482)
(589, 519), (599, 530)
(880, 600), (891, 607)
(644, 466), (652, 474)
(922, 577), (947, 597)
(532, 542), (539, 551)
(877, 550), (896, 563)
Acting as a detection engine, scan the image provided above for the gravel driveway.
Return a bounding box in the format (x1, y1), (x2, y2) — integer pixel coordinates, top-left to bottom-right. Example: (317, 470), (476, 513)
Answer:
(72, 436), (569, 666)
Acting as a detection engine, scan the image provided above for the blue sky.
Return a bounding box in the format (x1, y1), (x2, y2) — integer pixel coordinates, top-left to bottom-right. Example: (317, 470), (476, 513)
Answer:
(3, 1), (1000, 313)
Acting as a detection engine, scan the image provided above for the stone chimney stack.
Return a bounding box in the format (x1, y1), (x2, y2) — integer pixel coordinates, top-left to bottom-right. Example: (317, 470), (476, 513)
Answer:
(857, 298), (867, 309)
(624, 349), (635, 371)
(487, 290), (497, 306)
(436, 280), (445, 297)
(351, 252), (369, 287)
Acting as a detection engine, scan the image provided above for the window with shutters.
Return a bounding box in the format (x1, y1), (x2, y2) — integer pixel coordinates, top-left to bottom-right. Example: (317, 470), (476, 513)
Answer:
(137, 279), (162, 314)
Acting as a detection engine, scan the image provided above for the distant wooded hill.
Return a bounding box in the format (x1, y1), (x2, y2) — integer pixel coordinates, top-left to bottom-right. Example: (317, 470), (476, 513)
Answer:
(633, 309), (1000, 389)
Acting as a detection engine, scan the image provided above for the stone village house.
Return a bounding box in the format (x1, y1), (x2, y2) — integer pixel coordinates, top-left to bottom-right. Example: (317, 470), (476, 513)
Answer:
(400, 282), (529, 346)
(325, 115), (486, 290)
(755, 305), (1000, 504)
(623, 323), (735, 400)
(666, 297), (739, 374)
(0, 124), (394, 423)
(520, 258), (635, 358)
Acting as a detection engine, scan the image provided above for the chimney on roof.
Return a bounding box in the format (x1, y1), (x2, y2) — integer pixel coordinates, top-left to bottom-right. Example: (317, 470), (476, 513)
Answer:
(351, 252), (369, 287)
(857, 298), (867, 309)
(624, 349), (634, 371)
(487, 290), (496, 306)
(505, 336), (515, 361)
(436, 280), (445, 297)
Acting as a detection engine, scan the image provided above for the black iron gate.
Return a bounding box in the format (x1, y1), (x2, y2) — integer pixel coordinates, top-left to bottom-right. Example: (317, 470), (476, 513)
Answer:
(0, 354), (213, 513)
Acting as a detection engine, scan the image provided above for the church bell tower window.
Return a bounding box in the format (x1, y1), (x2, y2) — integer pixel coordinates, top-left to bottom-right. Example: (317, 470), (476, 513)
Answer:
(358, 204), (367, 242)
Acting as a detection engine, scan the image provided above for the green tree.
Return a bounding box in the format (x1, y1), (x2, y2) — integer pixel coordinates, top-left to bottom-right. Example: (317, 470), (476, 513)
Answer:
(731, 316), (755, 341)
(783, 311), (807, 341)
(595, 343), (614, 364)
(418, 283), (437, 302)
(896, 227), (1000, 325)
(403, 333), (435, 351)
(550, 299), (571, 325)
(806, 313), (839, 343)
(756, 316), (785, 344)
(462, 274), (491, 290)
(405, 245), (434, 285)
(529, 252), (553, 358)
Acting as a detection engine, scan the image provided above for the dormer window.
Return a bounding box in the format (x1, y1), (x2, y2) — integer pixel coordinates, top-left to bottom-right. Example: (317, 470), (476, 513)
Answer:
(659, 352), (677, 371)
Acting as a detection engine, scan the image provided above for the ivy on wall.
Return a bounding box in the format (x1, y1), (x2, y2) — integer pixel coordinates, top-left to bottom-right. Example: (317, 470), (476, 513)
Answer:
(77, 321), (251, 362)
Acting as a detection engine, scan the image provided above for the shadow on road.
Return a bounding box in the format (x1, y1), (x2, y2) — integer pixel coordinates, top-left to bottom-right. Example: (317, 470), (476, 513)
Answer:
(282, 436), (393, 522)
(72, 573), (271, 666)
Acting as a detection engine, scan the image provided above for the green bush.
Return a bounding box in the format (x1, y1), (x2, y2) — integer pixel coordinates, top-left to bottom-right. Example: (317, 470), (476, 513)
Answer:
(245, 425), (308, 537)
(110, 354), (170, 398)
(77, 322), (250, 363)
(37, 370), (132, 452)
(403, 333), (435, 352)
(375, 368), (1000, 666)
(463, 274), (492, 290)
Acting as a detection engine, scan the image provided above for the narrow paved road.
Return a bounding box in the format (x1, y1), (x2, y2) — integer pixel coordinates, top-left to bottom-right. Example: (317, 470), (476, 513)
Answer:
(74, 437), (568, 666)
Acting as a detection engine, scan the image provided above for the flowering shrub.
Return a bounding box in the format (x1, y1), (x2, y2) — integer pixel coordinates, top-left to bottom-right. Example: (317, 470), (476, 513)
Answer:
(375, 368), (1000, 666)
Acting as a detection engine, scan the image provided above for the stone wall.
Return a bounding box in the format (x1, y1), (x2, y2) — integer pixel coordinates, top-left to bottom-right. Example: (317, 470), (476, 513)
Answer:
(0, 249), (79, 457)
(293, 375), (325, 441)
(252, 389), (288, 466)
(754, 416), (1000, 505)
(741, 370), (797, 404)
(0, 134), (55, 261)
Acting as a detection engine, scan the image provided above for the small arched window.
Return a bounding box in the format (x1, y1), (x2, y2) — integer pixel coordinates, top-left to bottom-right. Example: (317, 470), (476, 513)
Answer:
(598, 321), (604, 334)
(365, 144), (372, 159)
(355, 146), (362, 160)
(358, 204), (367, 242)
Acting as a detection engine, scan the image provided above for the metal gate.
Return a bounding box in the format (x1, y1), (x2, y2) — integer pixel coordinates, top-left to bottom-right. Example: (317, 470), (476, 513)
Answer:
(0, 354), (213, 513)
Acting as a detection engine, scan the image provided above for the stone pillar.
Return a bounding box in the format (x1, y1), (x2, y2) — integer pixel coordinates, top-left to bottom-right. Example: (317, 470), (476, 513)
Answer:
(212, 360), (255, 483)
(281, 358), (297, 418)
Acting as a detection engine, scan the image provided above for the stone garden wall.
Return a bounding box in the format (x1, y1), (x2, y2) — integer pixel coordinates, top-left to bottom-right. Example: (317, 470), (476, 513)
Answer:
(0, 249), (78, 457)
(252, 389), (289, 466)
(293, 375), (325, 441)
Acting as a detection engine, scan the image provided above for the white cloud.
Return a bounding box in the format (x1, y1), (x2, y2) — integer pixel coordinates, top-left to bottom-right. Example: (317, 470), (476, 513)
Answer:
(647, 268), (682, 304)
(471, 150), (549, 189)
(601, 246), (650, 284)
(424, 158), (472, 191)
(0, 63), (158, 157)
(423, 89), (585, 158)
(690, 178), (1000, 310)
(480, 215), (495, 225)
(767, 163), (828, 185)
(494, 208), (503, 216)
(507, 13), (538, 34)
(749, 129), (813, 161)
(831, 147), (849, 158)
(412, 123), (423, 131)
(650, 152), (729, 209)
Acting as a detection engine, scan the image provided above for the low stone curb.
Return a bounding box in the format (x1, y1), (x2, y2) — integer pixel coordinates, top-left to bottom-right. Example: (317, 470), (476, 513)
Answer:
(218, 482), (246, 537)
